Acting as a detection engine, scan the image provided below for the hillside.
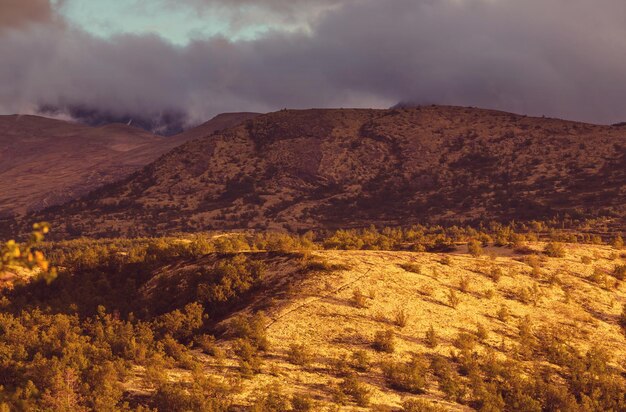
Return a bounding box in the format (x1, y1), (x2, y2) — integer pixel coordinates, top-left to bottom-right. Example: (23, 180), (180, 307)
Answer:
(2, 231), (625, 410)
(18, 105), (626, 239)
(0, 112), (260, 217)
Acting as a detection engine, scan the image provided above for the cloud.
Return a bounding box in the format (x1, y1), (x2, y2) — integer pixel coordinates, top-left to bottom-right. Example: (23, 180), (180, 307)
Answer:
(0, 0), (55, 30)
(1, 0), (626, 131)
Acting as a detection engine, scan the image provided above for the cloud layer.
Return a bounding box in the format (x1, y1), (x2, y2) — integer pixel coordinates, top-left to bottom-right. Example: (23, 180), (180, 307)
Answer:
(1, 0), (626, 130)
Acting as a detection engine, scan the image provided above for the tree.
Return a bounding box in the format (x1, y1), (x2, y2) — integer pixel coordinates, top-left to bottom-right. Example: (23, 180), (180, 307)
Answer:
(0, 222), (56, 283)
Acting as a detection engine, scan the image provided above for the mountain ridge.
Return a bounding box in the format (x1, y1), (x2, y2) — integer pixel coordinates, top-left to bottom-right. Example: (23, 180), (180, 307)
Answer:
(0, 112), (261, 217)
(6, 105), (626, 239)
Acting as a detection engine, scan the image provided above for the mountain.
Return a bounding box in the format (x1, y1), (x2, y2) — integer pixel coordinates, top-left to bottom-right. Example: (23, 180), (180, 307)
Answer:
(10, 105), (626, 238)
(0, 112), (261, 218)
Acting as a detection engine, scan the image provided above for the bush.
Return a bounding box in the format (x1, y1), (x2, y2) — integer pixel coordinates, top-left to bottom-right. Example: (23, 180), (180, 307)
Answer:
(475, 323), (489, 342)
(251, 384), (290, 412)
(233, 338), (263, 376)
(619, 304), (626, 334)
(613, 265), (626, 281)
(459, 276), (471, 293)
(489, 267), (503, 282)
(612, 235), (624, 249)
(351, 350), (371, 372)
(497, 305), (509, 322)
(373, 329), (395, 353)
(544, 242), (566, 258)
(352, 288), (368, 308)
(447, 290), (460, 308)
(228, 312), (269, 351)
(400, 263), (422, 274)
(394, 308), (410, 328)
(382, 356), (427, 394)
(337, 374), (370, 407)
(425, 325), (439, 348)
(402, 398), (447, 412)
(468, 240), (483, 257)
(454, 332), (477, 351)
(291, 393), (315, 411)
(287, 343), (313, 366)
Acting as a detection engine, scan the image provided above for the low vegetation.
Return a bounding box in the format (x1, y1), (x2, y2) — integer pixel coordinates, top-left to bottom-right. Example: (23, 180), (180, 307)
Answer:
(0, 222), (624, 410)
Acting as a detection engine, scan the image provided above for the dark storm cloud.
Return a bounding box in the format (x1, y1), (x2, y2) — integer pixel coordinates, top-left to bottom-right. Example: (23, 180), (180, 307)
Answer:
(1, 0), (626, 128)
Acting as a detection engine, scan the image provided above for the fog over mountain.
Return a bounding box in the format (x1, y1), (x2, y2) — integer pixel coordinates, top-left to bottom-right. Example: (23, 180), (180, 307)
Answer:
(1, 0), (626, 131)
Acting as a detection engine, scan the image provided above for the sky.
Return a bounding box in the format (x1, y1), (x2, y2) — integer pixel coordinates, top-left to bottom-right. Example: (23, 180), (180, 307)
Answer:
(1, 0), (626, 131)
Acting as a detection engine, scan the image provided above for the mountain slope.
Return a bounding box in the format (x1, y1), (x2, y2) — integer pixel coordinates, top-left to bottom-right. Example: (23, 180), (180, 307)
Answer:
(0, 112), (260, 217)
(15, 106), (626, 238)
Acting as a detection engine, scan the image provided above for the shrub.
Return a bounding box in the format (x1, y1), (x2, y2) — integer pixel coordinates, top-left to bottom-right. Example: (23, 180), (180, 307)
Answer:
(157, 302), (205, 342)
(233, 338), (263, 376)
(251, 384), (290, 412)
(454, 332), (477, 351)
(287, 343), (313, 366)
(291, 393), (315, 411)
(328, 354), (351, 377)
(619, 304), (626, 334)
(497, 305), (509, 322)
(459, 276), (471, 293)
(440, 256), (452, 265)
(394, 308), (410, 328)
(400, 263), (422, 274)
(489, 267), (503, 282)
(351, 350), (371, 372)
(402, 399), (447, 412)
(612, 235), (624, 249)
(581, 256), (592, 264)
(425, 325), (439, 348)
(373, 329), (395, 353)
(352, 288), (368, 308)
(476, 323), (489, 342)
(468, 240), (483, 257)
(337, 374), (370, 407)
(430, 355), (464, 402)
(544, 242), (566, 258)
(613, 265), (626, 281)
(382, 356), (427, 394)
(447, 290), (460, 308)
(228, 312), (269, 351)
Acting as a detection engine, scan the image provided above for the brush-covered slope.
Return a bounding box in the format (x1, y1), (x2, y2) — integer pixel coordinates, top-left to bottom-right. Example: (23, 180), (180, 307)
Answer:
(202, 243), (626, 410)
(19, 106), (626, 238)
(0, 112), (260, 217)
(3, 230), (625, 410)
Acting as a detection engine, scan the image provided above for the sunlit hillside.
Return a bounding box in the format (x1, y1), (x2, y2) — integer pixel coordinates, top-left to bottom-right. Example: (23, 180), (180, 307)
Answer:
(1, 226), (624, 411)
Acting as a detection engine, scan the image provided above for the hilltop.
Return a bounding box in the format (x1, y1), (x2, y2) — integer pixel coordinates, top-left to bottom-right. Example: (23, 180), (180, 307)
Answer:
(17, 105), (625, 239)
(0, 112), (259, 217)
